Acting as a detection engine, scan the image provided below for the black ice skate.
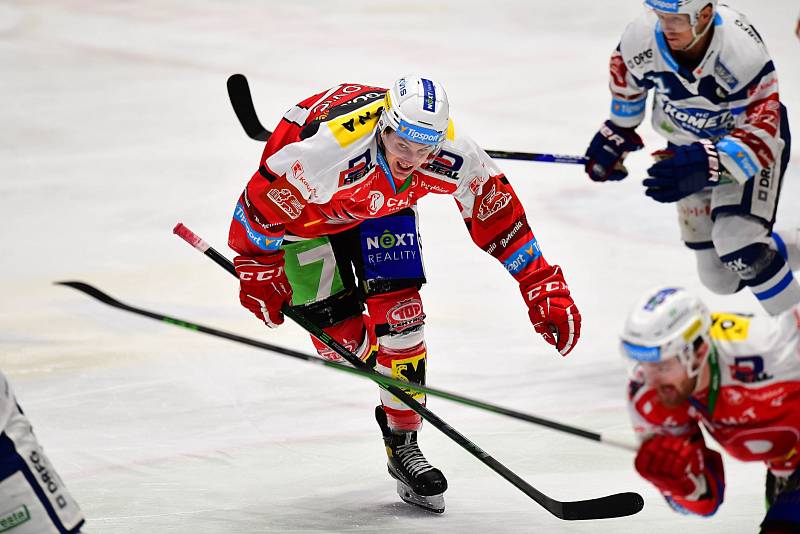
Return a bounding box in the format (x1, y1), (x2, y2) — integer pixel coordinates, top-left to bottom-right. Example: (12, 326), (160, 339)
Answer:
(375, 406), (447, 513)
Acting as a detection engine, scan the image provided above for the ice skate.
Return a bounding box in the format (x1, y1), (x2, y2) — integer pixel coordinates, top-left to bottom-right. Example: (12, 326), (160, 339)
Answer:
(375, 406), (447, 513)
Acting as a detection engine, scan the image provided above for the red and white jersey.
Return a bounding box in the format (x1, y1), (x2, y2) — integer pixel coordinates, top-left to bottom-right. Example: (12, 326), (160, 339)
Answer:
(228, 83), (550, 281)
(628, 310), (800, 474)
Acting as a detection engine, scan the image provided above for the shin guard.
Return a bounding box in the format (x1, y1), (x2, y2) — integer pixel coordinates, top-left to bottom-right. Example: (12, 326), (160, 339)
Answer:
(367, 288), (427, 432)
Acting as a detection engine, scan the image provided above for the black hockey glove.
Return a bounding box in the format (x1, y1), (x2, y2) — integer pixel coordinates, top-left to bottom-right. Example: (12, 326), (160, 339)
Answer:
(584, 120), (644, 181)
(643, 140), (721, 203)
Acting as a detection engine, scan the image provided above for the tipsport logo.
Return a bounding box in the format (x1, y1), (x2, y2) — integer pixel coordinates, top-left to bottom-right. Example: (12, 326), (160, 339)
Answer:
(661, 101), (735, 137)
(233, 202), (283, 251)
(503, 237), (541, 275)
(397, 120), (442, 145)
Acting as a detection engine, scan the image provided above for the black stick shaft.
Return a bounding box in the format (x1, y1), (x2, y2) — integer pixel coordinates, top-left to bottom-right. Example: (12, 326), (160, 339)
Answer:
(56, 281), (633, 451)
(226, 74), (587, 165)
(172, 223), (643, 520)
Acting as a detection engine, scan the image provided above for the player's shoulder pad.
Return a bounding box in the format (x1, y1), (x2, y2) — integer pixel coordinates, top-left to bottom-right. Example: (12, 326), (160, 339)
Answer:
(418, 120), (476, 183)
(619, 11), (659, 76)
(714, 6), (773, 92)
(711, 310), (796, 358)
(300, 94), (385, 146)
(710, 311), (753, 344)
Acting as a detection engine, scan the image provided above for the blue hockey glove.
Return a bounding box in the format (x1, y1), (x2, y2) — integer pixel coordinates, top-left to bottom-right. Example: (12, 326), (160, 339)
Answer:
(643, 140), (721, 203)
(584, 120), (644, 181)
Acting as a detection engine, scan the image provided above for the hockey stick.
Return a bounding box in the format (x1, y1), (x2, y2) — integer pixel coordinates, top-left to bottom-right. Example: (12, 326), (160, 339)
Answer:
(55, 278), (636, 453)
(171, 222), (643, 520)
(226, 74), (588, 165)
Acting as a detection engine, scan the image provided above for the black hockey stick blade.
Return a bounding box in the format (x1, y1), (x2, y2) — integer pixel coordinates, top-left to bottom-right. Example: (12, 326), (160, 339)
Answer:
(554, 492), (644, 520)
(227, 74), (272, 141)
(172, 223), (645, 520)
(57, 277), (644, 520)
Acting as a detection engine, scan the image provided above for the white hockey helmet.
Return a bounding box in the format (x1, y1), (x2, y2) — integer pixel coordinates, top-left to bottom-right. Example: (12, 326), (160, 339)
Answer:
(620, 287), (712, 378)
(644, 0), (716, 26)
(377, 76), (449, 147)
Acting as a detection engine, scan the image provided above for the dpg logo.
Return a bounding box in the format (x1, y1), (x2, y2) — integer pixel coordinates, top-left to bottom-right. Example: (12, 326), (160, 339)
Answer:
(662, 101), (734, 137)
(626, 49), (653, 70)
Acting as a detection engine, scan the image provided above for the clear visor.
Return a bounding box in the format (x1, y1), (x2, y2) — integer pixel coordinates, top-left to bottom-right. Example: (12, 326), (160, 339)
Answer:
(381, 129), (436, 162)
(638, 356), (686, 383)
(653, 10), (692, 31)
(622, 334), (709, 383)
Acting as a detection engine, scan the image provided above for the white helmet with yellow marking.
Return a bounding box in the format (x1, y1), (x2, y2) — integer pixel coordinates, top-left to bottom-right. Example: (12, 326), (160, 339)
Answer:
(377, 75), (449, 148)
(620, 287), (712, 378)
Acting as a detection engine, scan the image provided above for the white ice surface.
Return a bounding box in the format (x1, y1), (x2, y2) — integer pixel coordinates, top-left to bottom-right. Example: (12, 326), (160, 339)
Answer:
(2, 1), (799, 532)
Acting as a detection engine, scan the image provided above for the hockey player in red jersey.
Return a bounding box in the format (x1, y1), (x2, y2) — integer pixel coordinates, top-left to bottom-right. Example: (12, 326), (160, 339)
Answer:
(585, 0), (796, 316)
(621, 287), (800, 533)
(227, 76), (582, 512)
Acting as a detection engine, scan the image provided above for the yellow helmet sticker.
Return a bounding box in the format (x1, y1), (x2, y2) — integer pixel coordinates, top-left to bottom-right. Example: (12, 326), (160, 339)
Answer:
(682, 318), (703, 342)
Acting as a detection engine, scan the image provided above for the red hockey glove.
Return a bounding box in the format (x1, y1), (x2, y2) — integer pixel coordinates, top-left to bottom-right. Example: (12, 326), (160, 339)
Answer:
(233, 253), (292, 328)
(519, 265), (581, 356)
(635, 434), (720, 502)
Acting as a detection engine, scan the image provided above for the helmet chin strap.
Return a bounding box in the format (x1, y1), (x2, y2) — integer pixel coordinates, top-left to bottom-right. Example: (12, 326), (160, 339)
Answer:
(678, 15), (713, 51)
(689, 343), (715, 393)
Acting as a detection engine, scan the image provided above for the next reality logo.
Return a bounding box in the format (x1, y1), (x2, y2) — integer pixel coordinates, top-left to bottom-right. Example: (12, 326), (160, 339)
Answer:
(365, 229), (418, 265)
(366, 230), (416, 250)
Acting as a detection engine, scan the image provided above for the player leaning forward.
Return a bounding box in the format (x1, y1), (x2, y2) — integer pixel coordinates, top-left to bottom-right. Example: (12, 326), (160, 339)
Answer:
(0, 371), (84, 533)
(622, 288), (800, 533)
(585, 0), (795, 315)
(227, 76), (582, 512)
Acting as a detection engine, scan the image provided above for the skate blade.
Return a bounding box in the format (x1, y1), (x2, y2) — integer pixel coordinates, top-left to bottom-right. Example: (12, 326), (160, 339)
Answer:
(396, 480), (445, 514)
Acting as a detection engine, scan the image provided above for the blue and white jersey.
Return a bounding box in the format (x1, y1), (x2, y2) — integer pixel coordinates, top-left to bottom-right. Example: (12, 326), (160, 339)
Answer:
(608, 5), (787, 185)
(0, 372), (84, 533)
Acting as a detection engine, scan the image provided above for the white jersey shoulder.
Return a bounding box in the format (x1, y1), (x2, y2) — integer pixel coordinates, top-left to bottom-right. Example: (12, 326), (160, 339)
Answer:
(613, 5), (778, 156)
(710, 310), (800, 385)
(266, 98), (384, 204)
(421, 127), (508, 218)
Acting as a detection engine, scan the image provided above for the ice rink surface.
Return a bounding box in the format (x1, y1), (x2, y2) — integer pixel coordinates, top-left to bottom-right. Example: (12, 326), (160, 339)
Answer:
(2, 1), (800, 532)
